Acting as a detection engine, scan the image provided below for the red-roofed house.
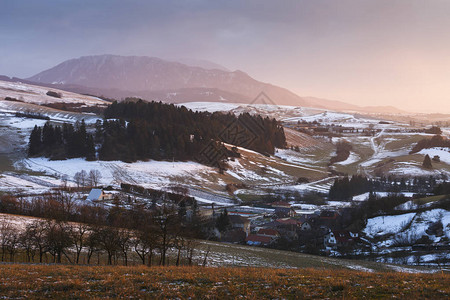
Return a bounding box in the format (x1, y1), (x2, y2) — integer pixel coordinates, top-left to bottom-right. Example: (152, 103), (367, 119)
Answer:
(246, 234), (273, 246)
(257, 228), (280, 239)
(274, 207), (296, 218)
(332, 230), (358, 246)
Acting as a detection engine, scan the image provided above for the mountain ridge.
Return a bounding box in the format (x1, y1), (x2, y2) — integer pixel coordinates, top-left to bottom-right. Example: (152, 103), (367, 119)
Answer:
(23, 54), (405, 114)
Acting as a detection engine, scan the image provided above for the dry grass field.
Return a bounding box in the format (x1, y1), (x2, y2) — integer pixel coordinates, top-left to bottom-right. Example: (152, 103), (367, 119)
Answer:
(0, 264), (448, 299)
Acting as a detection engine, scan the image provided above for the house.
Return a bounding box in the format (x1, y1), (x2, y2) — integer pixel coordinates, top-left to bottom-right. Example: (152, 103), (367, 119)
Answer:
(274, 207), (296, 218)
(299, 221), (312, 231)
(323, 231), (337, 248)
(275, 218), (301, 227)
(319, 210), (340, 227)
(332, 230), (359, 246)
(86, 189), (114, 202)
(263, 218), (301, 240)
(228, 215), (251, 236)
(257, 228), (280, 239)
(271, 201), (291, 209)
(319, 210), (339, 220)
(246, 234), (273, 246)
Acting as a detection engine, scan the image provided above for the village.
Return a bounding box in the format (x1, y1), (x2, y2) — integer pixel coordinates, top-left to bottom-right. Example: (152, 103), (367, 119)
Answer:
(82, 183), (362, 256)
(72, 170), (449, 267)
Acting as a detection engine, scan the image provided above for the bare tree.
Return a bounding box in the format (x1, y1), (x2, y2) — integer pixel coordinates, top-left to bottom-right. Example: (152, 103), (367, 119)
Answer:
(184, 239), (200, 266)
(70, 223), (90, 264)
(6, 230), (19, 262)
(60, 174), (68, 189)
(117, 229), (132, 266)
(96, 226), (120, 265)
(174, 235), (186, 266)
(74, 170), (88, 187)
(132, 235), (150, 265)
(202, 246), (211, 267)
(0, 221), (15, 262)
(133, 223), (158, 266)
(152, 205), (181, 266)
(45, 221), (73, 263)
(25, 220), (49, 263)
(19, 229), (38, 262)
(79, 170), (88, 187)
(74, 172), (82, 188)
(55, 191), (77, 220)
(86, 225), (102, 264)
(89, 169), (102, 187)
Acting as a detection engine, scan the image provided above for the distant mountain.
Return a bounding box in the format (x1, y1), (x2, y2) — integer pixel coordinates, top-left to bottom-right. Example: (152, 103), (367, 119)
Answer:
(174, 58), (230, 72)
(27, 54), (405, 113)
(28, 54), (306, 105)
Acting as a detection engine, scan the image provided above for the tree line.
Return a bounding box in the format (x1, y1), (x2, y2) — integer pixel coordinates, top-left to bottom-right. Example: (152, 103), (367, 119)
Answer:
(28, 100), (287, 165)
(28, 120), (95, 160)
(99, 99), (286, 162)
(410, 134), (450, 154)
(328, 175), (441, 200)
(0, 191), (204, 266)
(0, 214), (198, 266)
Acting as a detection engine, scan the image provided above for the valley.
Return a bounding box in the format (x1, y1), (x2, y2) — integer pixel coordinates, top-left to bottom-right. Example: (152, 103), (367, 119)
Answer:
(0, 79), (449, 271)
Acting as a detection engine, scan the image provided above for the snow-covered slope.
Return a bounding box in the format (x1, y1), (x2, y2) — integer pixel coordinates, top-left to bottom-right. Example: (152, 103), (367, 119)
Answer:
(0, 80), (109, 107)
(418, 148), (450, 164)
(364, 209), (450, 246)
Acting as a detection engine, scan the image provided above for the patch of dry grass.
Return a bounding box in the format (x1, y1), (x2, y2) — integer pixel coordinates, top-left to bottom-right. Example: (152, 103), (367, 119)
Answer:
(0, 264), (448, 299)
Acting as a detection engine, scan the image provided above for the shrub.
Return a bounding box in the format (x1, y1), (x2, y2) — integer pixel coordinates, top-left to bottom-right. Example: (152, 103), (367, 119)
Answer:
(46, 91), (62, 98)
(329, 141), (352, 164)
(432, 155), (440, 162)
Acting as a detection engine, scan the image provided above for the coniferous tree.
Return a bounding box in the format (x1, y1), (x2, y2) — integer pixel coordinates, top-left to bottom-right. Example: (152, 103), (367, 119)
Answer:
(85, 135), (96, 161)
(28, 101), (287, 165)
(28, 125), (42, 156)
(423, 154), (433, 169)
(28, 119), (96, 160)
(216, 209), (230, 232)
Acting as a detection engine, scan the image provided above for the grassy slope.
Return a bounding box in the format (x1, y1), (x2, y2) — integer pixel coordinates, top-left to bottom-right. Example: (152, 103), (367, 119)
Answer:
(0, 212), (439, 274)
(0, 265), (448, 298)
(195, 240), (440, 273)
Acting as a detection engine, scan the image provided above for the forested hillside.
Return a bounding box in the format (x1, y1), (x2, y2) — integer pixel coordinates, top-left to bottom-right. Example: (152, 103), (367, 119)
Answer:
(28, 120), (95, 160)
(28, 100), (286, 164)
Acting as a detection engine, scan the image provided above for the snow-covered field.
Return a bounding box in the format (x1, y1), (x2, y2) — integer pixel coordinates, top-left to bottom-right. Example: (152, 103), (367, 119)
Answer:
(178, 101), (322, 121)
(19, 157), (212, 189)
(0, 80), (108, 107)
(353, 192), (416, 201)
(178, 102), (241, 113)
(390, 161), (450, 177)
(275, 149), (320, 166)
(283, 111), (373, 126)
(280, 177), (336, 194)
(335, 151), (360, 165)
(364, 209), (450, 246)
(364, 213), (416, 238)
(418, 148), (450, 164)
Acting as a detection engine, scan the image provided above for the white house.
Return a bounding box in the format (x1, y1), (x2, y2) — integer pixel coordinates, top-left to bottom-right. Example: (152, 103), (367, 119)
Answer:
(86, 189), (113, 202)
(324, 231), (337, 248)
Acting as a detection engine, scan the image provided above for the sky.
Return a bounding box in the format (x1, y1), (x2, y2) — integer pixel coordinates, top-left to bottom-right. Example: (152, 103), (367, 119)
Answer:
(1, 0), (450, 114)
